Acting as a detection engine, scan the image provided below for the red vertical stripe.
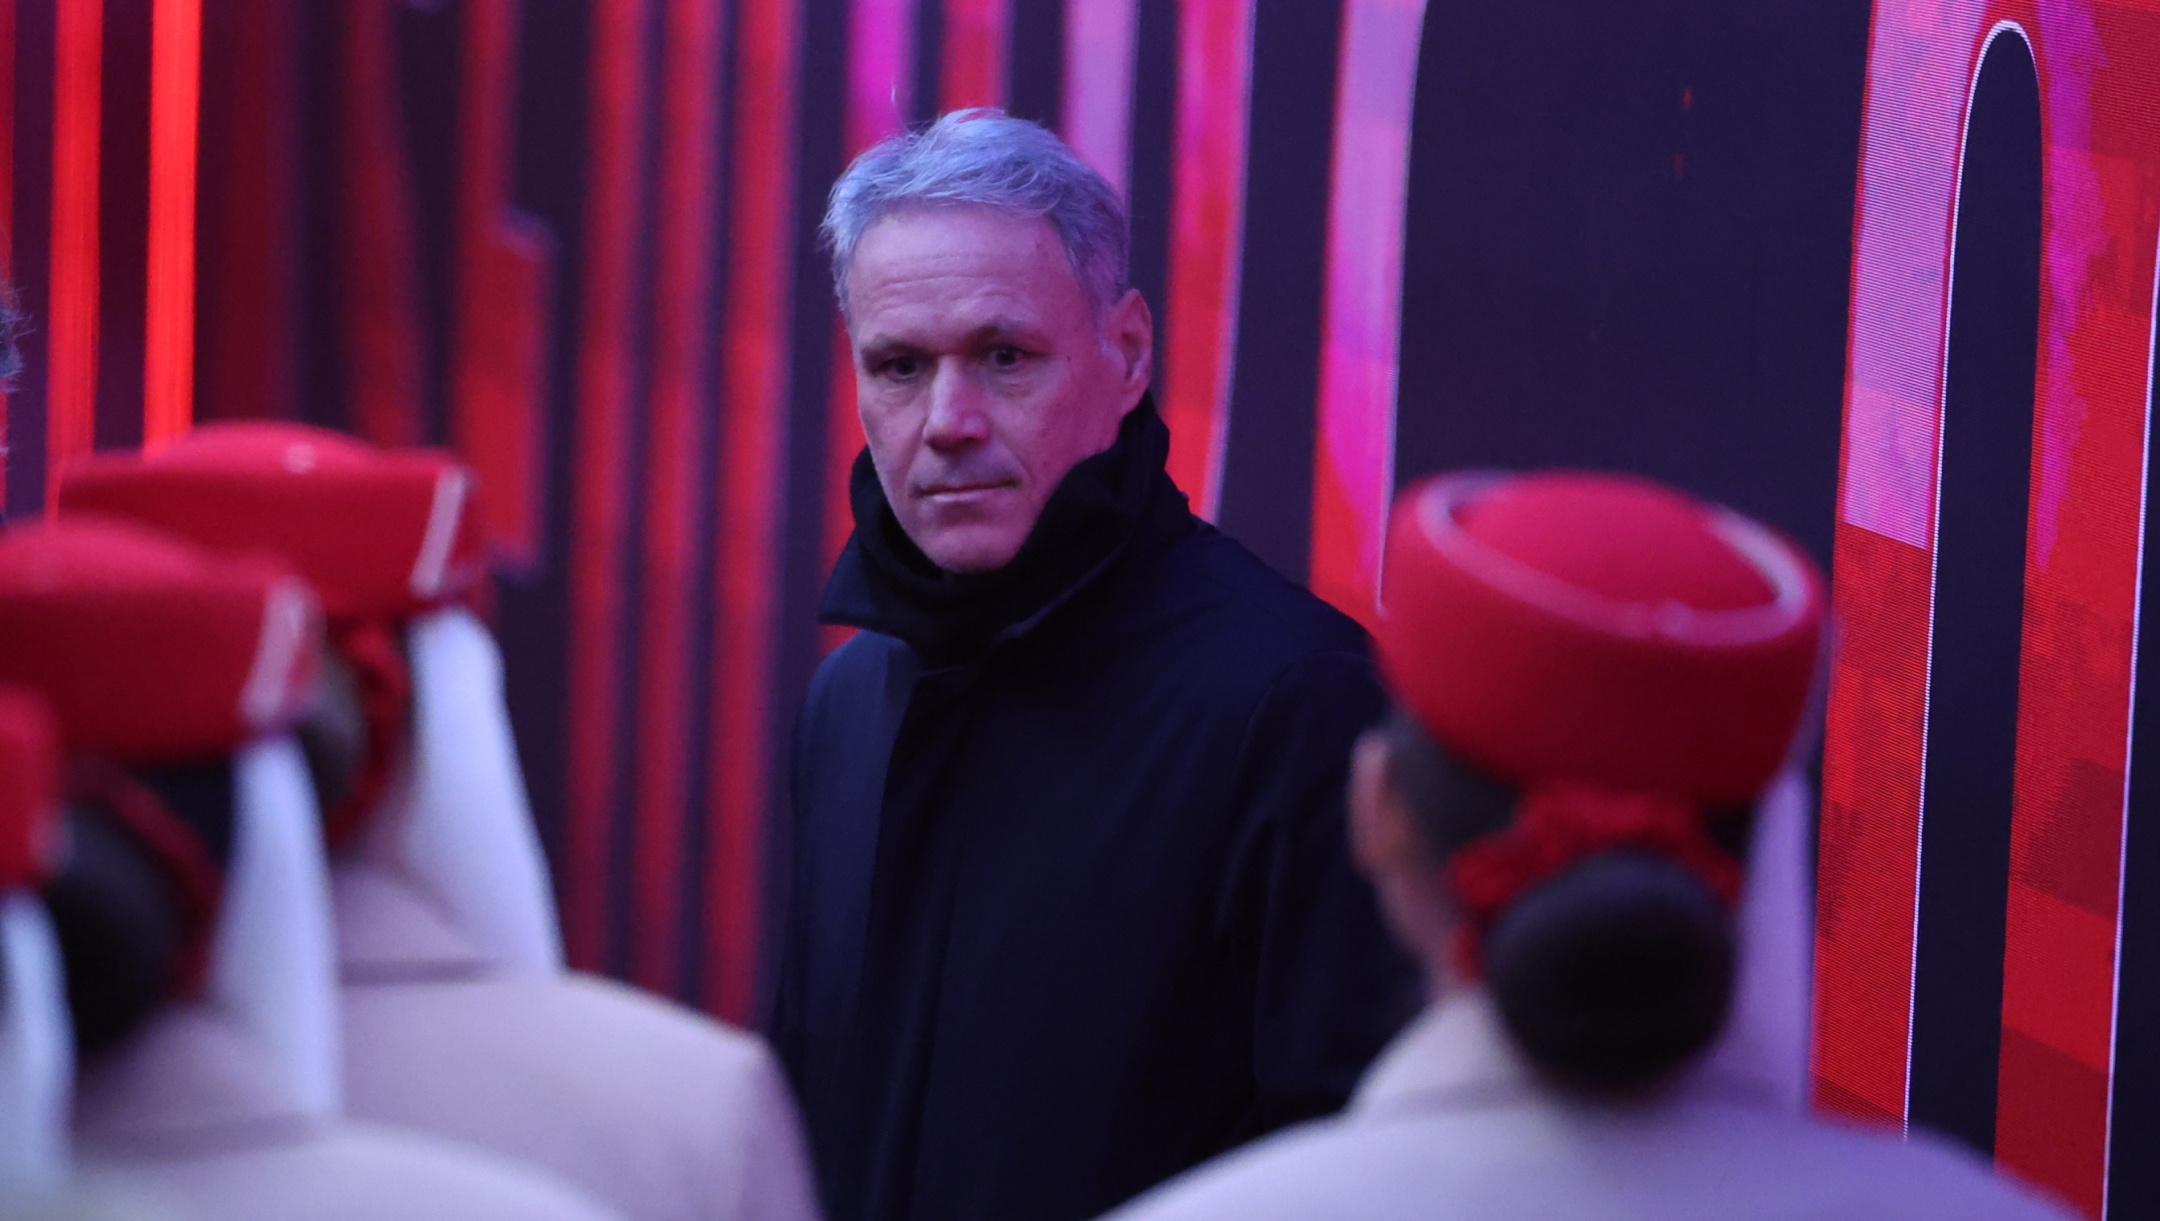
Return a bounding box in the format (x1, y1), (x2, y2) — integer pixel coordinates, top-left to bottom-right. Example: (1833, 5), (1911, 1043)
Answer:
(450, 0), (555, 565)
(940, 0), (1007, 111)
(706, 0), (799, 1023)
(1812, 521), (1931, 1126)
(629, 0), (723, 997)
(143, 0), (199, 448)
(339, 0), (424, 447)
(1309, 0), (1420, 628)
(194, 0), (298, 423)
(1159, 0), (1251, 520)
(47, 0), (99, 504)
(1059, 0), (1136, 195)
(563, 0), (651, 973)
(822, 0), (915, 655)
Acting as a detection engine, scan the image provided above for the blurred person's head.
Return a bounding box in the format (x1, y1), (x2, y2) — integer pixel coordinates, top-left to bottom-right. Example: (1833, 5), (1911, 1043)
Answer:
(60, 424), (562, 977)
(0, 520), (320, 1063)
(1350, 471), (1824, 1098)
(823, 109), (1153, 574)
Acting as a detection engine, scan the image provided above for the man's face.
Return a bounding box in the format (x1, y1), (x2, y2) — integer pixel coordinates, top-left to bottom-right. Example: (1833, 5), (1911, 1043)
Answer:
(845, 206), (1153, 574)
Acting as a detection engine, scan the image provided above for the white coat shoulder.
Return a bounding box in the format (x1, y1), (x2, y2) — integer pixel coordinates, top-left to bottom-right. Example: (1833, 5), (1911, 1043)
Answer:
(77, 1121), (626, 1221)
(341, 971), (819, 1221)
(1102, 1101), (2076, 1221)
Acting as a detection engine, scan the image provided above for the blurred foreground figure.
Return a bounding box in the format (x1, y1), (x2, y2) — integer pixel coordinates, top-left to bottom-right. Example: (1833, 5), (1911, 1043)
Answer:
(0, 521), (623, 1221)
(64, 427), (819, 1221)
(0, 692), (68, 1199)
(0, 691), (169, 1221)
(1105, 472), (2073, 1221)
(774, 110), (1418, 1221)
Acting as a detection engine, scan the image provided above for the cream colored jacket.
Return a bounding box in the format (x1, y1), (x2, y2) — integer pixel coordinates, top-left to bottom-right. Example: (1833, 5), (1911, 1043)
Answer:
(1104, 994), (2076, 1221)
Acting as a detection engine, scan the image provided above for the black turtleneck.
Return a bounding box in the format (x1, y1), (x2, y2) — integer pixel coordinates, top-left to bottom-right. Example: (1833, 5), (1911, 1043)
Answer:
(820, 396), (1190, 666)
(775, 394), (1421, 1221)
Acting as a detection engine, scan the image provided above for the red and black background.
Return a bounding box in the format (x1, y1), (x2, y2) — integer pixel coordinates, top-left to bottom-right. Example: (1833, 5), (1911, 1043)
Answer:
(4, 1), (2157, 1217)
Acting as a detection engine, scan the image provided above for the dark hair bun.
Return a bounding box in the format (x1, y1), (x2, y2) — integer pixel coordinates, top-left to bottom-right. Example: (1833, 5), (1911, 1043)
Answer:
(44, 803), (188, 1057)
(1483, 851), (1736, 1096)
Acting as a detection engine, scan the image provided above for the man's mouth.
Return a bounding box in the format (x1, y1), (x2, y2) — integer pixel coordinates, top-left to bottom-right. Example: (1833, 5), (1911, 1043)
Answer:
(919, 480), (1017, 503)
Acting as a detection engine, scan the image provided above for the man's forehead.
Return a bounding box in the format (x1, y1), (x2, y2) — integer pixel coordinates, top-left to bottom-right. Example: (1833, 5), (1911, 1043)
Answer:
(845, 207), (1087, 324)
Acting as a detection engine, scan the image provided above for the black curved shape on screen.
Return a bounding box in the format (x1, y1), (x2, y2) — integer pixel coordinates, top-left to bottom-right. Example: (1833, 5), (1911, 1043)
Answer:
(1906, 29), (2042, 1159)
(2108, 236), (2160, 1221)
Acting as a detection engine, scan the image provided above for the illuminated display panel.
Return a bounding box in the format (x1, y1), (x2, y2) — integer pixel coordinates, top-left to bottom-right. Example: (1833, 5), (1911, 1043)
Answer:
(628, 0), (724, 998)
(448, 0), (554, 565)
(1159, 0), (1251, 520)
(1820, 3), (2160, 1214)
(560, 0), (651, 974)
(1308, 0), (1421, 627)
(1905, 29), (2039, 1157)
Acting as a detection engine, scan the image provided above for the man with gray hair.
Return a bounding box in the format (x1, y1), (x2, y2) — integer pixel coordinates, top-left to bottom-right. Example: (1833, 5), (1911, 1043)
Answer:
(768, 110), (1420, 1221)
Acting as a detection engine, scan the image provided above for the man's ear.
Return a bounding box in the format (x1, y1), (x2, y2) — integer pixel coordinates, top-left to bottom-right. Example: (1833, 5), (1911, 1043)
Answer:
(1349, 731), (1426, 881)
(1108, 288), (1154, 411)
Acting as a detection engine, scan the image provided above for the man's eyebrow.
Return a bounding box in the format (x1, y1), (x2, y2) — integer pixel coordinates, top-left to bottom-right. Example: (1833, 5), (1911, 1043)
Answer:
(962, 318), (1046, 344)
(856, 333), (920, 357)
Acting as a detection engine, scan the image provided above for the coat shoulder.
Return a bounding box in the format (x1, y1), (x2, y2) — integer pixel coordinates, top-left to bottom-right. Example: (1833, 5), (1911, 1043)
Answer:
(1138, 527), (1372, 670)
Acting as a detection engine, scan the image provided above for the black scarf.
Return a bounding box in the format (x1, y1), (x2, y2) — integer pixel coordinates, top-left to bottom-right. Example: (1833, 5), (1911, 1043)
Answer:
(820, 396), (1187, 665)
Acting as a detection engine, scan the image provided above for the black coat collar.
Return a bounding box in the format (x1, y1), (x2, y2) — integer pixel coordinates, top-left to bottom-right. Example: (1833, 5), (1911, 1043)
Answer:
(819, 396), (1192, 667)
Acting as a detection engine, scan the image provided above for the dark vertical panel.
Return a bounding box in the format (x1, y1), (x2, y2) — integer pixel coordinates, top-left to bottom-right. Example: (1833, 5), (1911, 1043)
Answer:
(93, 0), (148, 452)
(9, 0), (54, 516)
(911, 0), (942, 123)
(390, 1), (461, 447)
(1906, 34), (2041, 1158)
(292, 0), (350, 433)
(0, 0), (10, 512)
(2113, 291), (2160, 1218)
(1394, 0), (1867, 567)
(1004, 0), (1059, 126)
(753, 0), (850, 1018)
(1213, 0), (1341, 583)
(1124, 0), (1174, 378)
(495, 0), (592, 899)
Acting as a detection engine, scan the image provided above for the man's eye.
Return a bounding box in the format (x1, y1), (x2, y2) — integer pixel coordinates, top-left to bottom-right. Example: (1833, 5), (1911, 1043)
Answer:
(988, 346), (1025, 370)
(880, 356), (923, 380)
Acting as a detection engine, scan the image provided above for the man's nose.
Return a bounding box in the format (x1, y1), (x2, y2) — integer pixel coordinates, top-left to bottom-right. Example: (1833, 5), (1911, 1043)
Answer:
(922, 360), (990, 449)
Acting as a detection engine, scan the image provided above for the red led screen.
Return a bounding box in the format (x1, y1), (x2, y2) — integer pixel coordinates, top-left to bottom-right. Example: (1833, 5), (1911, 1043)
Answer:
(5, 5), (2160, 1216)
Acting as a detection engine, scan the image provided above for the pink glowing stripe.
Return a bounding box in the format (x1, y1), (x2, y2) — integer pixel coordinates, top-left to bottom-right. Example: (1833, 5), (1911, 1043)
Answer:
(1836, 7), (1998, 551)
(144, 0), (201, 449)
(1060, 0), (1137, 195)
(1161, 0), (1254, 520)
(847, 0), (913, 152)
(1309, 0), (1423, 629)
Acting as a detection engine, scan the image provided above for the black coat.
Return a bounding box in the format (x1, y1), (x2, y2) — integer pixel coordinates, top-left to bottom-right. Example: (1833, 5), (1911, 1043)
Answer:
(768, 405), (1421, 1221)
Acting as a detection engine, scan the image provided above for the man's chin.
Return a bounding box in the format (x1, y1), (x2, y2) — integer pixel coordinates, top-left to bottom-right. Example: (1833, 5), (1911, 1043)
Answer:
(916, 527), (1027, 575)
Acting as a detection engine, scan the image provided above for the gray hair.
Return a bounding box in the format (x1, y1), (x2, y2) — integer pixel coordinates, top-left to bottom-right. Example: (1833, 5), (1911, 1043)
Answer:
(821, 109), (1130, 317)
